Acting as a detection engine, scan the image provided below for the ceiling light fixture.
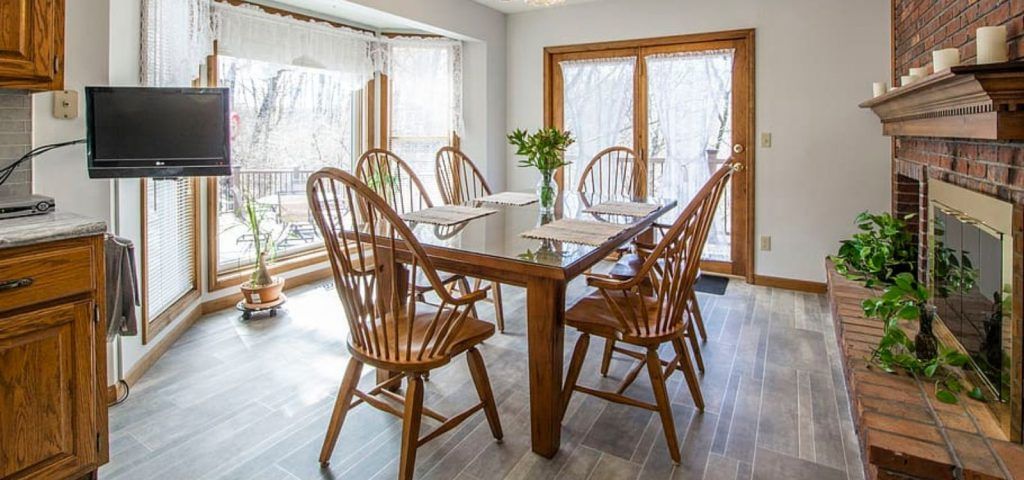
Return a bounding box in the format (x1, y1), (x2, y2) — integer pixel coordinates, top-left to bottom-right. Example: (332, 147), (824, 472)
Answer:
(520, 0), (567, 7)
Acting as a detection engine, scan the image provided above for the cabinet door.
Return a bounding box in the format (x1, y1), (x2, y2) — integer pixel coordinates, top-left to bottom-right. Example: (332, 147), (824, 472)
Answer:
(0, 301), (98, 479)
(0, 0), (64, 90)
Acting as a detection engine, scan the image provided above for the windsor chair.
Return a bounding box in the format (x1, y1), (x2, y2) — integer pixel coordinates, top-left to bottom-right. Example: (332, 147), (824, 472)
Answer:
(308, 168), (503, 480)
(356, 149), (471, 304)
(576, 146), (646, 198)
(560, 161), (736, 464)
(435, 146), (507, 332)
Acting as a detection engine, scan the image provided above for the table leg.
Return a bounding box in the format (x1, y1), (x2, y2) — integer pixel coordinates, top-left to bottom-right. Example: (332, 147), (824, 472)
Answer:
(526, 277), (566, 458)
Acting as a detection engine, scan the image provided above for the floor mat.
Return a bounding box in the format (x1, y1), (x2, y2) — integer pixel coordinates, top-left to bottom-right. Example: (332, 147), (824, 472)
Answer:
(695, 274), (729, 295)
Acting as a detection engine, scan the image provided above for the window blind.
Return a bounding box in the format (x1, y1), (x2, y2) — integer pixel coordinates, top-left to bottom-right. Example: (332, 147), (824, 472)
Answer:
(145, 179), (197, 318)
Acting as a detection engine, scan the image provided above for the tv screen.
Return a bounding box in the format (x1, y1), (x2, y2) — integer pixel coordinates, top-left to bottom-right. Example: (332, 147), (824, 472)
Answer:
(86, 87), (231, 178)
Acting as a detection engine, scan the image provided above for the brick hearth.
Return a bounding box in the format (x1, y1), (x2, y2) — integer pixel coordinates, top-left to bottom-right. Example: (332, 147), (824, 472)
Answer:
(826, 261), (1024, 479)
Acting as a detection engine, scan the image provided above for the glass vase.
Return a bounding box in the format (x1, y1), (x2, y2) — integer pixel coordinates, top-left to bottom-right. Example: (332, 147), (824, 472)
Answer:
(536, 170), (558, 214)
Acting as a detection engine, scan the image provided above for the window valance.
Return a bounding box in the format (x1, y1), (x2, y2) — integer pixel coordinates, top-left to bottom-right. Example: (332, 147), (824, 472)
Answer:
(141, 0), (214, 87)
(211, 1), (376, 91)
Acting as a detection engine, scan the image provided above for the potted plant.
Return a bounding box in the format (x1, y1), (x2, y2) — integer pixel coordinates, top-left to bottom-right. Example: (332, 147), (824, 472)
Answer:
(508, 127), (575, 214)
(239, 196), (285, 306)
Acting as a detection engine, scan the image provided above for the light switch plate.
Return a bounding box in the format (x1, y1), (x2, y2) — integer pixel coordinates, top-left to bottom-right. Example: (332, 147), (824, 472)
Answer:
(760, 132), (772, 148)
(53, 90), (78, 120)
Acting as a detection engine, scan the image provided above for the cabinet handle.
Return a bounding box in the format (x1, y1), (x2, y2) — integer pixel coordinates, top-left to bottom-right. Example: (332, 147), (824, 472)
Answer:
(0, 278), (33, 291)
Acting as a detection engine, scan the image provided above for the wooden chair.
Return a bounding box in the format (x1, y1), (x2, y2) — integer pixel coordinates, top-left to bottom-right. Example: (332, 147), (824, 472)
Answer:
(434, 146), (507, 333)
(576, 146), (646, 198)
(356, 149), (469, 304)
(560, 161), (737, 464)
(308, 168), (503, 480)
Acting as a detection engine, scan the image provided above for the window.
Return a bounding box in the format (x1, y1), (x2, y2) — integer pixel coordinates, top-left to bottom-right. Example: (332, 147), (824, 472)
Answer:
(141, 178), (200, 343)
(387, 40), (461, 203)
(212, 55), (361, 278)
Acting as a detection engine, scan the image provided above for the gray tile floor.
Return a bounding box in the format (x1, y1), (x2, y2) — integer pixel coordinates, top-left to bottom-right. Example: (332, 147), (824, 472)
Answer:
(101, 267), (866, 479)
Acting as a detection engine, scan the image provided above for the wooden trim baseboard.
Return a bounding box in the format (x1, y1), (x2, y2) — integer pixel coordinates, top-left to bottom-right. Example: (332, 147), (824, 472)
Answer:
(753, 274), (827, 293)
(202, 265), (333, 314)
(124, 304), (204, 387)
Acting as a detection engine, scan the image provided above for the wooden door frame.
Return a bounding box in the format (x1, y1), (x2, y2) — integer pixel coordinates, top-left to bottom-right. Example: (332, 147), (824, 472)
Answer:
(543, 28), (756, 281)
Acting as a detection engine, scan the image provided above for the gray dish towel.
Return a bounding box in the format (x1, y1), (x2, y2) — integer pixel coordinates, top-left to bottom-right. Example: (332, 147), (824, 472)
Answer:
(105, 235), (139, 339)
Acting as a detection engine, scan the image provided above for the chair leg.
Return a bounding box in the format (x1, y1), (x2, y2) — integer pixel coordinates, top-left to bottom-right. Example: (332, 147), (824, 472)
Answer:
(398, 374), (425, 480)
(686, 326), (705, 373)
(646, 347), (681, 465)
(689, 290), (707, 342)
(466, 348), (503, 441)
(600, 338), (615, 377)
(319, 358), (364, 467)
(561, 334), (590, 419)
(673, 338), (705, 411)
(490, 281), (505, 333)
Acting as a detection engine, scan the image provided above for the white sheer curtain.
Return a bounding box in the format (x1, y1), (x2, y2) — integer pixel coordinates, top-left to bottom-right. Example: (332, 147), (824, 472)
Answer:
(380, 36), (464, 137)
(141, 0), (213, 87)
(646, 49), (733, 258)
(212, 1), (376, 91)
(646, 49), (733, 200)
(559, 57), (635, 191)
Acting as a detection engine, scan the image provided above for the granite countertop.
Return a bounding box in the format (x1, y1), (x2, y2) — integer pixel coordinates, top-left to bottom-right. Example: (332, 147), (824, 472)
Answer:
(0, 212), (107, 249)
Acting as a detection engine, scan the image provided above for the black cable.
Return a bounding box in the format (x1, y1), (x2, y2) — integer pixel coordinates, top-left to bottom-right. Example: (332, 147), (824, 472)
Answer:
(0, 139), (86, 188)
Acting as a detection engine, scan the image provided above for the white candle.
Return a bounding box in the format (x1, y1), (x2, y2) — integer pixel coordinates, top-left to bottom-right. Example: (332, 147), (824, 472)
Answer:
(901, 75), (916, 87)
(977, 26), (1008, 64)
(873, 82), (887, 97)
(909, 67), (930, 77)
(932, 48), (960, 71)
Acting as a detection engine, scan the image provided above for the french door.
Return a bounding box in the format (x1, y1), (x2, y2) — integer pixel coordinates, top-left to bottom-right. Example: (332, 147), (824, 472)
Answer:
(545, 30), (754, 279)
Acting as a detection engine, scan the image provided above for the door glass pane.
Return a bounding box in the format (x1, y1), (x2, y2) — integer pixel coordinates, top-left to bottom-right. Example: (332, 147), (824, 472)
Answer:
(646, 49), (734, 261)
(560, 57), (635, 191)
(216, 56), (359, 272)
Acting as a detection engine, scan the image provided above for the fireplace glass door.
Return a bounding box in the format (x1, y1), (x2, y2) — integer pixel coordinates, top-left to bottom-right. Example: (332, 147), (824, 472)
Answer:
(932, 204), (1010, 402)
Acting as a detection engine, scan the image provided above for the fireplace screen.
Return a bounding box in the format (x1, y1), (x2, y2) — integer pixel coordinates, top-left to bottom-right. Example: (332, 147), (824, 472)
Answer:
(931, 203), (1011, 402)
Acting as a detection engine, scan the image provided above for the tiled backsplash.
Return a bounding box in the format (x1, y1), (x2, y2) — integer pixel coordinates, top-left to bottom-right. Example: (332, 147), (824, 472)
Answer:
(0, 90), (31, 200)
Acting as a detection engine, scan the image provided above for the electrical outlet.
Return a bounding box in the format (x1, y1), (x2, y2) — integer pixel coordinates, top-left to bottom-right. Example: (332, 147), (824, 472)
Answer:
(760, 132), (772, 148)
(760, 235), (772, 251)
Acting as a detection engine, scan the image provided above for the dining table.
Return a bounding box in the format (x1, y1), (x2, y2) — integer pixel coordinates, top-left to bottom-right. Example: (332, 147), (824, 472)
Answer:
(376, 191), (678, 458)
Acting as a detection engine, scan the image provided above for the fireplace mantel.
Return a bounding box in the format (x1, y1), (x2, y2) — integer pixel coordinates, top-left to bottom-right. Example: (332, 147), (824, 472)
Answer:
(860, 62), (1024, 140)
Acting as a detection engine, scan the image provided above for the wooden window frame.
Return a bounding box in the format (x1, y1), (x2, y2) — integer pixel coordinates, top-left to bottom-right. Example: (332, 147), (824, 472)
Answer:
(140, 178), (202, 344)
(543, 29), (756, 280)
(205, 52), (366, 292)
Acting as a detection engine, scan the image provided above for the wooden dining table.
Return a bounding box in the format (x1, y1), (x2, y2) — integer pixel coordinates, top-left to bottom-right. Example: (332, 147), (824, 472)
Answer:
(376, 191), (678, 458)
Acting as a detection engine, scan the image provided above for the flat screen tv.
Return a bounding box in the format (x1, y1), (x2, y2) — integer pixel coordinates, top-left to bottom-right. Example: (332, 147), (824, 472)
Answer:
(86, 87), (231, 178)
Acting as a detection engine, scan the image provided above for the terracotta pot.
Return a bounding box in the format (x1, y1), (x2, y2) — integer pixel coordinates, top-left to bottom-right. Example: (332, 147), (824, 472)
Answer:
(240, 277), (285, 306)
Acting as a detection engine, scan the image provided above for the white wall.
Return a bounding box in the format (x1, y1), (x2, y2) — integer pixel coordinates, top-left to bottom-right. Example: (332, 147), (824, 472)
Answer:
(32, 0), (112, 224)
(506, 0), (892, 282)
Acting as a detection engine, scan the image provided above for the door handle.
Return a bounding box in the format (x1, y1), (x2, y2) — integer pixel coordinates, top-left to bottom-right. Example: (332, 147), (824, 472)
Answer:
(0, 278), (34, 291)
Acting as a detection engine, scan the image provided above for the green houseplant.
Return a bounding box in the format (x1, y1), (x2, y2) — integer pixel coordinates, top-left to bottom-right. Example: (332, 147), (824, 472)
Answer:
(239, 196), (285, 306)
(508, 127), (575, 213)
(831, 211), (917, 287)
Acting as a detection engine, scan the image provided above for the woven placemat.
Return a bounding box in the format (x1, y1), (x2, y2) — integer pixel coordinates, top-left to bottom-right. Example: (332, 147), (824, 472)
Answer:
(583, 201), (659, 217)
(477, 192), (538, 206)
(401, 205), (496, 226)
(521, 219), (628, 247)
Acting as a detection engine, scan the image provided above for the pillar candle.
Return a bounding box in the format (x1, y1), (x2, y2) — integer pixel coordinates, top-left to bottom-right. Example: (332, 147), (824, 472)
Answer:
(873, 82), (887, 97)
(909, 67), (929, 77)
(900, 75), (915, 87)
(932, 48), (960, 71)
(977, 26), (1008, 64)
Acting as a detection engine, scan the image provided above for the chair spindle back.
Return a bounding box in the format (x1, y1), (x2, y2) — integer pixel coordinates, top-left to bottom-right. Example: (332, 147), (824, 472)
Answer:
(435, 147), (492, 205)
(307, 168), (482, 365)
(355, 149), (433, 215)
(577, 147), (646, 198)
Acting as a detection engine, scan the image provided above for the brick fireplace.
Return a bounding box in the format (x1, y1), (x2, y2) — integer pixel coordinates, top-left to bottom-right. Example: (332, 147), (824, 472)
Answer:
(892, 0), (1024, 445)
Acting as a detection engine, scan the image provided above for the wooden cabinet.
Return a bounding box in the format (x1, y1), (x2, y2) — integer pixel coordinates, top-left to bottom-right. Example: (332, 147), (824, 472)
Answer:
(0, 236), (107, 479)
(0, 0), (65, 91)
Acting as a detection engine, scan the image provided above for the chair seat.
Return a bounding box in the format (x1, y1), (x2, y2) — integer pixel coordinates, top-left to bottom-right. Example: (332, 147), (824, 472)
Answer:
(566, 291), (683, 345)
(348, 307), (495, 371)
